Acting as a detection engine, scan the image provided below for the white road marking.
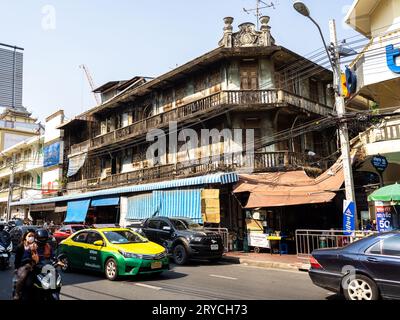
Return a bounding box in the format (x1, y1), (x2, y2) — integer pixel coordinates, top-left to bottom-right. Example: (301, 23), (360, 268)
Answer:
(232, 264), (307, 274)
(135, 283), (162, 290)
(209, 274), (237, 280)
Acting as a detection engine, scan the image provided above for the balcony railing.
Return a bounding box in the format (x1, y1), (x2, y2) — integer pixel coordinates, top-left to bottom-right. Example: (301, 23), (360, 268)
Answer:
(70, 140), (90, 156)
(66, 151), (324, 192)
(83, 90), (332, 151)
(360, 124), (400, 144)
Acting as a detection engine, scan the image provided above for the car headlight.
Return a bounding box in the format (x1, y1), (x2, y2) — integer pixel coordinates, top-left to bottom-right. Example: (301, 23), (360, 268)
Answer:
(7, 243), (12, 252)
(190, 236), (203, 242)
(119, 250), (143, 259)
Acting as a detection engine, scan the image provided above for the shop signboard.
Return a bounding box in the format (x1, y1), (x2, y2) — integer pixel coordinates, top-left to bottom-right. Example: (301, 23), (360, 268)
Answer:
(371, 155), (388, 173)
(247, 232), (270, 249)
(343, 200), (355, 235)
(43, 142), (61, 168)
(376, 204), (393, 232)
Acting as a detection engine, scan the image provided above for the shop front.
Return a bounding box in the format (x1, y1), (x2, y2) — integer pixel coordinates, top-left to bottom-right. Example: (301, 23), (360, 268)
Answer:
(11, 172), (239, 231)
(30, 203), (56, 224)
(233, 167), (344, 254)
(87, 197), (120, 224)
(368, 183), (400, 232)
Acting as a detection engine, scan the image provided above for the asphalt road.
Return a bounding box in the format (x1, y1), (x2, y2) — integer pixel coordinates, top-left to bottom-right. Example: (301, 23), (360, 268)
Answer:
(0, 258), (338, 300)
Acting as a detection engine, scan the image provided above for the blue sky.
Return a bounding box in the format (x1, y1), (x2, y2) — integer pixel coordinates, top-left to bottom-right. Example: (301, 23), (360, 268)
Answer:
(0, 0), (359, 121)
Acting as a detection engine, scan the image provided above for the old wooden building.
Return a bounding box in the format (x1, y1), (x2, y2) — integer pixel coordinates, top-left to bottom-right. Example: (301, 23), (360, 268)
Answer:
(45, 17), (339, 239)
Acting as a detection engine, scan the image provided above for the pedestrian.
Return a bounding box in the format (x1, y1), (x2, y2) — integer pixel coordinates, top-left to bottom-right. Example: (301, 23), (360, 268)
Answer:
(372, 220), (377, 231)
(13, 231), (39, 300)
(365, 220), (373, 231)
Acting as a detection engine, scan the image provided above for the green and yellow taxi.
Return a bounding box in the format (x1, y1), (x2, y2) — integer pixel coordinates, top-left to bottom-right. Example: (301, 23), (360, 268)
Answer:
(57, 227), (169, 280)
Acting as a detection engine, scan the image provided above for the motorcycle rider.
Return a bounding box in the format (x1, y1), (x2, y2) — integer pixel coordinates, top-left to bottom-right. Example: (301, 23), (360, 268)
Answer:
(0, 223), (8, 240)
(13, 231), (39, 300)
(35, 229), (54, 264)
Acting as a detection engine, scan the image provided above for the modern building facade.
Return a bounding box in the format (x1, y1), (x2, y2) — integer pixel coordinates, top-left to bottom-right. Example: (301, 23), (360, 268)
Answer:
(346, 0), (400, 230)
(0, 43), (23, 109)
(2, 110), (64, 222)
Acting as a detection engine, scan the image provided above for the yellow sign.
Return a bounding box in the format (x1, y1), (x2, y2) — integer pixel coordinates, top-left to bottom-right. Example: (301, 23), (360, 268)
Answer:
(201, 189), (220, 223)
(245, 219), (263, 232)
(341, 73), (349, 98)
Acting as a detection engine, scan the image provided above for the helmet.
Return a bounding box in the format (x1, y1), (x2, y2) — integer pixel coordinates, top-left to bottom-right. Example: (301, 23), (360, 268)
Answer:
(35, 228), (49, 244)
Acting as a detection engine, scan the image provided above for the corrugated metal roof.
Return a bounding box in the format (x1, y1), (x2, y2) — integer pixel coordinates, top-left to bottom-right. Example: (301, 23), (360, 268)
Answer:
(11, 172), (238, 206)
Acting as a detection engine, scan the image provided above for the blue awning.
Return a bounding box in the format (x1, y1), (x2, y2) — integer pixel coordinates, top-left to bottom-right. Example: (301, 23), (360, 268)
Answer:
(91, 197), (120, 207)
(11, 172), (238, 206)
(126, 194), (155, 220)
(154, 189), (202, 220)
(64, 199), (90, 223)
(126, 189), (202, 221)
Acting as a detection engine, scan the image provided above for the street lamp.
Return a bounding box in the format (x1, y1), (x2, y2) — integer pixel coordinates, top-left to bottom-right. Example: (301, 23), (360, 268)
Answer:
(293, 1), (358, 229)
(293, 1), (334, 71)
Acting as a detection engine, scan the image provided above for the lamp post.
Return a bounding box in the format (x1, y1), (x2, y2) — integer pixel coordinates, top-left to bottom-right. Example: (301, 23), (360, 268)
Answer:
(293, 1), (358, 229)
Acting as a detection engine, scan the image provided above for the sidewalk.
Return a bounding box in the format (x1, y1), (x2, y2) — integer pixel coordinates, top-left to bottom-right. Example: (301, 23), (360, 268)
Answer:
(222, 251), (311, 272)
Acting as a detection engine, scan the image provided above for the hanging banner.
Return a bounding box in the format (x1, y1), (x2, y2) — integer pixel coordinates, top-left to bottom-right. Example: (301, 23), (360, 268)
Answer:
(343, 200), (356, 235)
(67, 153), (87, 177)
(376, 205), (393, 232)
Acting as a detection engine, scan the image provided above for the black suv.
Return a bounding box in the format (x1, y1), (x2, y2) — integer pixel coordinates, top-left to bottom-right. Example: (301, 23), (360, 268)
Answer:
(140, 217), (224, 265)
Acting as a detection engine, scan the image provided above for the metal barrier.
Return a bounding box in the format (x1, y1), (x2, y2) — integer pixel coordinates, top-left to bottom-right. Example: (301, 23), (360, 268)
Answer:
(204, 227), (229, 253)
(295, 229), (377, 260)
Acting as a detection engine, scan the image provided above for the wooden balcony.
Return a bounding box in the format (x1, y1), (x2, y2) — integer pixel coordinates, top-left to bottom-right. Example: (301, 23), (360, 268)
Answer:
(69, 140), (90, 156)
(66, 151), (324, 192)
(82, 90), (332, 152)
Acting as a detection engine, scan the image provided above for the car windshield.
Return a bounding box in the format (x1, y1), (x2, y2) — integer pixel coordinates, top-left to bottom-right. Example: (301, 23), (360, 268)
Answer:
(103, 230), (148, 244)
(171, 219), (203, 231)
(72, 226), (85, 233)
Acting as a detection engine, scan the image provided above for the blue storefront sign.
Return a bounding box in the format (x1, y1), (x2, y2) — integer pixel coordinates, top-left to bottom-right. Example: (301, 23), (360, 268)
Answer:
(376, 204), (393, 232)
(343, 200), (356, 235)
(386, 44), (400, 73)
(43, 142), (61, 168)
(371, 155), (388, 173)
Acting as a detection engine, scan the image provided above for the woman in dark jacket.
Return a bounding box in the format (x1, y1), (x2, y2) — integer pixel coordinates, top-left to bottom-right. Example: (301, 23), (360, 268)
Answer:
(13, 231), (39, 300)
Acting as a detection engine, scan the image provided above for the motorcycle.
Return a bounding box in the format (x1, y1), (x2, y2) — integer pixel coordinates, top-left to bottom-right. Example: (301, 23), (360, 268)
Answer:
(0, 231), (12, 270)
(13, 254), (65, 301)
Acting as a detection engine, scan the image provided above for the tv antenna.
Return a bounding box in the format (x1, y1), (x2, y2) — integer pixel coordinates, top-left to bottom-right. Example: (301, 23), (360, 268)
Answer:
(243, 1), (278, 29)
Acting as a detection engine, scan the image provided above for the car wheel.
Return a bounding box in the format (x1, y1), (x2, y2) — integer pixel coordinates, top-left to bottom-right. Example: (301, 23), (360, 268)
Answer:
(60, 255), (71, 273)
(173, 244), (188, 265)
(343, 274), (379, 301)
(105, 258), (118, 281)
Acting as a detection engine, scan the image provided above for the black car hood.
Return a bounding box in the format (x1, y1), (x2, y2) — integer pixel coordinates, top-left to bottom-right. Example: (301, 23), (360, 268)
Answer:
(176, 229), (219, 238)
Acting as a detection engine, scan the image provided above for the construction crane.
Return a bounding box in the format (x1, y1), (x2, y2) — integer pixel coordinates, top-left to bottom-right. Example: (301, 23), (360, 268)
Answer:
(80, 64), (101, 106)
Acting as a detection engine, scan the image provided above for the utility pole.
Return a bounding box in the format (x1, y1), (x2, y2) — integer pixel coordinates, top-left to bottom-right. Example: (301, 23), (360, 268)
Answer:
(6, 154), (16, 222)
(329, 19), (358, 229)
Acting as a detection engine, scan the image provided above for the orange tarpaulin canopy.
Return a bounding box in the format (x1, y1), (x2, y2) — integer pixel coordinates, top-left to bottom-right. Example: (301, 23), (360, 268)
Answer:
(234, 162), (344, 208)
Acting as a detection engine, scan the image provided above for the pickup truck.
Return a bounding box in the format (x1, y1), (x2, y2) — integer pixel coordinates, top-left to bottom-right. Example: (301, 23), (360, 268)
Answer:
(140, 216), (224, 265)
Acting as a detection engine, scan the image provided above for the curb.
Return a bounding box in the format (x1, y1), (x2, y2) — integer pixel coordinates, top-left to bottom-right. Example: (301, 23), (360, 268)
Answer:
(222, 256), (310, 272)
